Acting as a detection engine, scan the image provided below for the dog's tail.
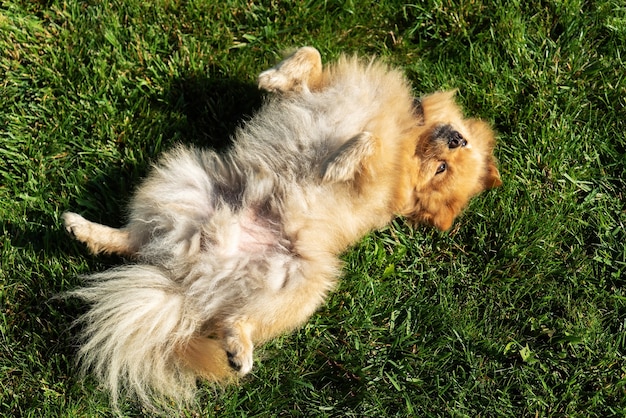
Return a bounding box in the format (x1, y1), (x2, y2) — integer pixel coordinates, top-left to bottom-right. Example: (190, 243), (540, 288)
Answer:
(68, 265), (234, 411)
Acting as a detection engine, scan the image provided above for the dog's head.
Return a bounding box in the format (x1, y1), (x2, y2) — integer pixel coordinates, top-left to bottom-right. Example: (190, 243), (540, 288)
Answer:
(400, 91), (501, 231)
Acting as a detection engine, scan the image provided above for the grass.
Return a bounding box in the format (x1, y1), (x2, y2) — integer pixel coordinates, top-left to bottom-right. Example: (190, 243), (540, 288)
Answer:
(1, 0), (625, 416)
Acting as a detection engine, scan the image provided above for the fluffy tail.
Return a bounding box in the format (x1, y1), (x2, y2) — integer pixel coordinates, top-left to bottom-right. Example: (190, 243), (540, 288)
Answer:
(68, 265), (234, 411)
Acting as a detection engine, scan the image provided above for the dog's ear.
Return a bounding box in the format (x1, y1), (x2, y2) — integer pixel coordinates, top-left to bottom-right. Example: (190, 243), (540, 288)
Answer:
(466, 119), (501, 189)
(420, 90), (462, 121)
(483, 159), (502, 189)
(414, 204), (458, 231)
(467, 119), (495, 144)
(431, 211), (455, 231)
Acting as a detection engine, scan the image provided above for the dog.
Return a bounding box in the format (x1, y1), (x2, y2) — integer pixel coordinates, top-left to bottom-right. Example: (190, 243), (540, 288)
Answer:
(62, 46), (501, 411)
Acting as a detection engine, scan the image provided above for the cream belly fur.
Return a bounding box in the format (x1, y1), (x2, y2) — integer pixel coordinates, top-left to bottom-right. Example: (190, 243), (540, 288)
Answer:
(62, 46), (501, 412)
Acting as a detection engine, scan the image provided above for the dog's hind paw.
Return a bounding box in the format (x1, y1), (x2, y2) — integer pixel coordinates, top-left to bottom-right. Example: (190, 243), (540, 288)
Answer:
(225, 344), (253, 376)
(61, 211), (135, 256)
(223, 320), (254, 375)
(225, 350), (251, 374)
(62, 212), (89, 239)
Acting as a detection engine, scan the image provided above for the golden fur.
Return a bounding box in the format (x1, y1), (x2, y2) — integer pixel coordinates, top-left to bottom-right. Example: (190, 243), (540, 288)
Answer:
(62, 47), (500, 411)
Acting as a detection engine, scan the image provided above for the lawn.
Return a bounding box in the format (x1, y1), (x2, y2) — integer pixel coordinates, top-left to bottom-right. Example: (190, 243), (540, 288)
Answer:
(1, 0), (625, 416)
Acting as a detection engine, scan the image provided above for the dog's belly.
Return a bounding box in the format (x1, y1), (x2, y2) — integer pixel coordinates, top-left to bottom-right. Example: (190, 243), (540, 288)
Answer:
(201, 207), (295, 293)
(237, 209), (285, 253)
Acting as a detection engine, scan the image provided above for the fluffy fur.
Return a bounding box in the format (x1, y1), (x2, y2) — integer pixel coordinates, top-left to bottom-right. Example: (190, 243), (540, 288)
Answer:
(62, 47), (501, 411)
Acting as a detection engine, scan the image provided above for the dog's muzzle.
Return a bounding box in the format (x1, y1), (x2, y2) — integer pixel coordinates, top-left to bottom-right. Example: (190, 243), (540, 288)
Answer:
(448, 131), (467, 149)
(433, 124), (467, 149)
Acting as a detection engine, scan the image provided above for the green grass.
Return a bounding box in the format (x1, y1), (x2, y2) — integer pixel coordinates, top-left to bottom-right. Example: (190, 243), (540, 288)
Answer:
(1, 0), (625, 416)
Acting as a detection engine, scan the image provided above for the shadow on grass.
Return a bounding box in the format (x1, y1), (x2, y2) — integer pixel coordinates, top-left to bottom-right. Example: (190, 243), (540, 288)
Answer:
(70, 72), (265, 224)
(165, 71), (265, 150)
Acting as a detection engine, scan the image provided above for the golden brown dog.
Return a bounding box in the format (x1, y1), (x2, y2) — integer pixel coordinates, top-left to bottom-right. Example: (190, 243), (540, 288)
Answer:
(62, 47), (500, 411)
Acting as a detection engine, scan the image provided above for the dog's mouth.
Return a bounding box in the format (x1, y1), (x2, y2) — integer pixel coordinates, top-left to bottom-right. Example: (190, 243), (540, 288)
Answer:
(412, 98), (425, 125)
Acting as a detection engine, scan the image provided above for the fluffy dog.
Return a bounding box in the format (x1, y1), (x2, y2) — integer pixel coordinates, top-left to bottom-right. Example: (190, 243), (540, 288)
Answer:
(62, 47), (501, 410)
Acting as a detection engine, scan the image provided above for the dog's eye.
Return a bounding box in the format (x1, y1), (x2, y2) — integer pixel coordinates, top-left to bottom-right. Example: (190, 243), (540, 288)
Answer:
(436, 162), (447, 174)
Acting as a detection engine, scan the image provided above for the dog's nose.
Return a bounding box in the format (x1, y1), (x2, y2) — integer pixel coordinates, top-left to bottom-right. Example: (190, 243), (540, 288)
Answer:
(448, 131), (466, 149)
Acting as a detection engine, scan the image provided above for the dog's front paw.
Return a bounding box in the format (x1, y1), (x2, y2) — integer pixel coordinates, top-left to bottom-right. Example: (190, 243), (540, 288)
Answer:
(321, 131), (376, 183)
(258, 46), (322, 93)
(257, 68), (292, 93)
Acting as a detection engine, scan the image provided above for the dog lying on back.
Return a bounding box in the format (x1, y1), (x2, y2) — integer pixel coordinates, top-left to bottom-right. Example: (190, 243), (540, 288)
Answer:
(62, 47), (501, 411)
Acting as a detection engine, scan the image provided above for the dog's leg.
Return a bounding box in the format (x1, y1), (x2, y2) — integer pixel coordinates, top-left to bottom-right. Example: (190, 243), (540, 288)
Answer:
(257, 46), (323, 94)
(321, 132), (377, 183)
(223, 317), (254, 375)
(62, 212), (136, 257)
